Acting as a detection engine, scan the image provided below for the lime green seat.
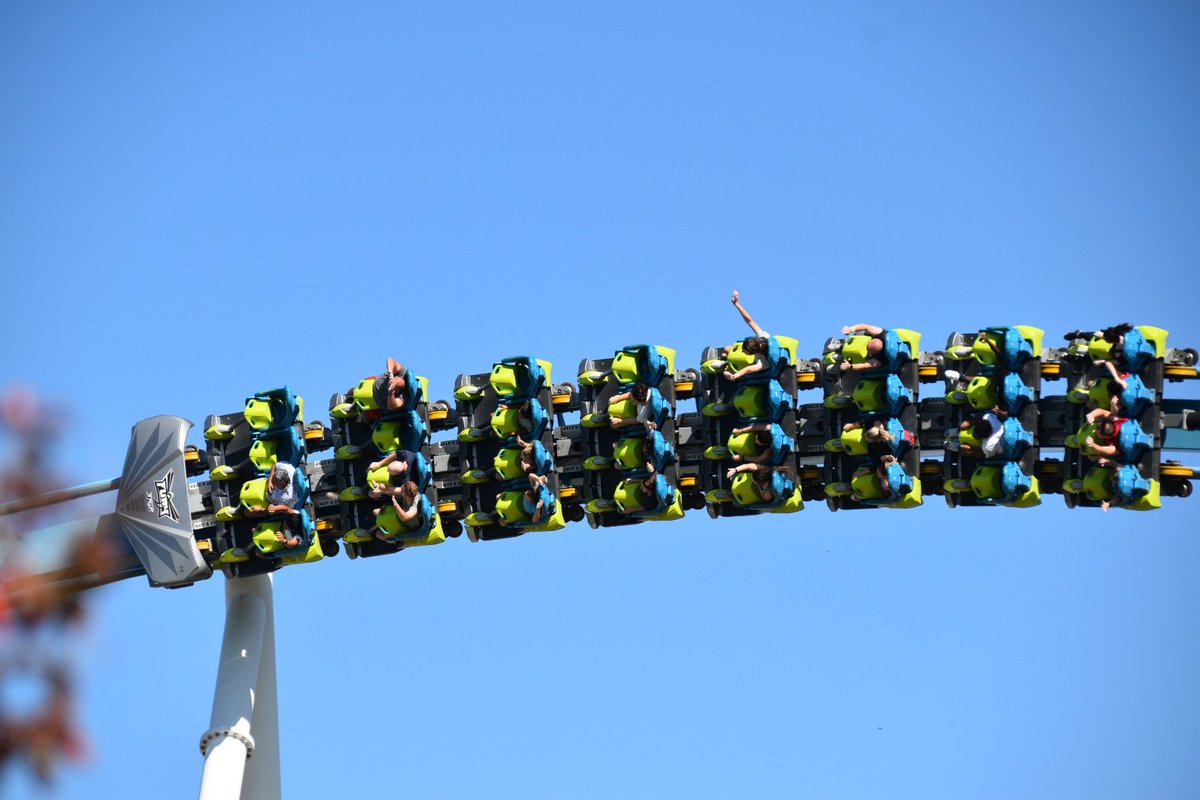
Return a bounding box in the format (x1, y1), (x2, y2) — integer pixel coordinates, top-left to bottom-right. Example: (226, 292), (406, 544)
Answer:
(239, 478), (269, 512)
(489, 364), (522, 398)
(244, 398), (275, 430)
(726, 341), (758, 373)
(853, 379), (885, 413)
(841, 335), (871, 364)
(728, 473), (801, 512)
(493, 490), (567, 532)
(1088, 380), (1118, 411)
(376, 504), (447, 547)
(1082, 468), (1115, 502)
(490, 406), (522, 438)
(850, 472), (886, 500)
(248, 439), (278, 472)
(252, 521), (290, 554)
(493, 448), (525, 481)
(838, 427), (867, 456)
(607, 397), (636, 420)
(611, 351), (642, 385)
(726, 431), (760, 458)
(1088, 338), (1116, 361)
(733, 385), (767, 418)
(613, 437), (646, 471)
(970, 465), (1005, 500)
(372, 421), (404, 453)
(966, 376), (998, 410)
(973, 336), (999, 366)
(351, 378), (380, 412)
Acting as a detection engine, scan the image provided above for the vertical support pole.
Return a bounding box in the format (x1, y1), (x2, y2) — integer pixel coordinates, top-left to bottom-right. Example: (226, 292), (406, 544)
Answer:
(242, 575), (280, 799)
(198, 574), (280, 800)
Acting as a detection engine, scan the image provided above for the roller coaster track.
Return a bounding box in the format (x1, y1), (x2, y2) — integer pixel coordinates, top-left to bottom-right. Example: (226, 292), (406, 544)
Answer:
(3, 323), (1198, 799)
(2, 324), (1199, 600)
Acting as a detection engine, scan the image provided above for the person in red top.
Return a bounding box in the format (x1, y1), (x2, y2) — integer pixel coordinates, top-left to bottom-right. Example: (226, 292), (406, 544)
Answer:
(1084, 407), (1127, 459)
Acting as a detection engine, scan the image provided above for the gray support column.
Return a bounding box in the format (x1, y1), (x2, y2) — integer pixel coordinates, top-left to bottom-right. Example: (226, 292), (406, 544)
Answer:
(198, 574), (276, 800)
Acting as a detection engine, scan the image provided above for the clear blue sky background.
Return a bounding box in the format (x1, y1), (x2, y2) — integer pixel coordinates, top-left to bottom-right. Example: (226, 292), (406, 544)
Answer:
(3, 2), (1200, 798)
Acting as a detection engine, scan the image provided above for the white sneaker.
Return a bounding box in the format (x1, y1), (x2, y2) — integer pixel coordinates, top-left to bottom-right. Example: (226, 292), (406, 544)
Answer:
(944, 369), (961, 382)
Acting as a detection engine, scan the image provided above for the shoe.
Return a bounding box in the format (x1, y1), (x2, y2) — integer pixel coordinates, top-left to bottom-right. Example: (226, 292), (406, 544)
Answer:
(944, 369), (961, 382)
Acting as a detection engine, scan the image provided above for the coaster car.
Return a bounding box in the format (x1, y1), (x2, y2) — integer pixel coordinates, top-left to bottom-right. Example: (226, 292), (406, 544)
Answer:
(588, 387), (670, 431)
(833, 328), (917, 374)
(827, 374), (911, 417)
(230, 468), (312, 518)
(607, 475), (685, 521)
(947, 326), (1043, 373)
(1088, 326), (1167, 373)
(948, 373), (1034, 415)
(944, 462), (1040, 507)
(825, 417), (914, 458)
(702, 336), (798, 384)
(610, 344), (672, 389)
(370, 409), (427, 453)
(727, 471), (804, 513)
(953, 417), (1034, 463)
(369, 495), (446, 546)
(489, 400), (549, 441)
(612, 430), (675, 476)
(1066, 419), (1152, 465)
(346, 370), (426, 417)
(491, 440), (554, 488)
(707, 380), (792, 423)
(250, 513), (324, 564)
(246, 428), (304, 473)
(475, 486), (567, 532)
(1063, 465), (1161, 511)
(826, 463), (922, 508)
(365, 452), (432, 494)
(242, 387), (302, 435)
(489, 356), (550, 401)
(1069, 373), (1154, 417)
(708, 423), (792, 465)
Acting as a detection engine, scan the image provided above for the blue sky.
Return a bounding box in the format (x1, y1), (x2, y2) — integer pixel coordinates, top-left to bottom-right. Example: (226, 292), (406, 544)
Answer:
(2, 2), (1200, 798)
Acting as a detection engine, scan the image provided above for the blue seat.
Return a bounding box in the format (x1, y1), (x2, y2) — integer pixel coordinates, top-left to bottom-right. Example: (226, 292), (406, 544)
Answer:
(976, 326), (1035, 372)
(883, 417), (916, 458)
(733, 380), (793, 424)
(372, 368), (422, 417)
(409, 452), (432, 493)
(852, 375), (913, 417)
(271, 467), (311, 509)
(996, 462), (1033, 502)
(1099, 373), (1154, 417)
(734, 470), (796, 511)
(490, 356), (547, 401)
(1115, 465), (1152, 504)
(244, 386), (301, 435)
(734, 336), (790, 384)
(525, 439), (554, 476)
(763, 423), (794, 464)
(624, 474), (674, 517)
(1000, 418), (1035, 461)
(1117, 419), (1152, 464)
(614, 344), (669, 389)
(507, 485), (557, 529)
(248, 427), (304, 474)
(854, 463), (913, 506)
(853, 330), (911, 376)
(379, 495), (437, 542)
(615, 429), (675, 475)
(372, 409), (427, 453)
